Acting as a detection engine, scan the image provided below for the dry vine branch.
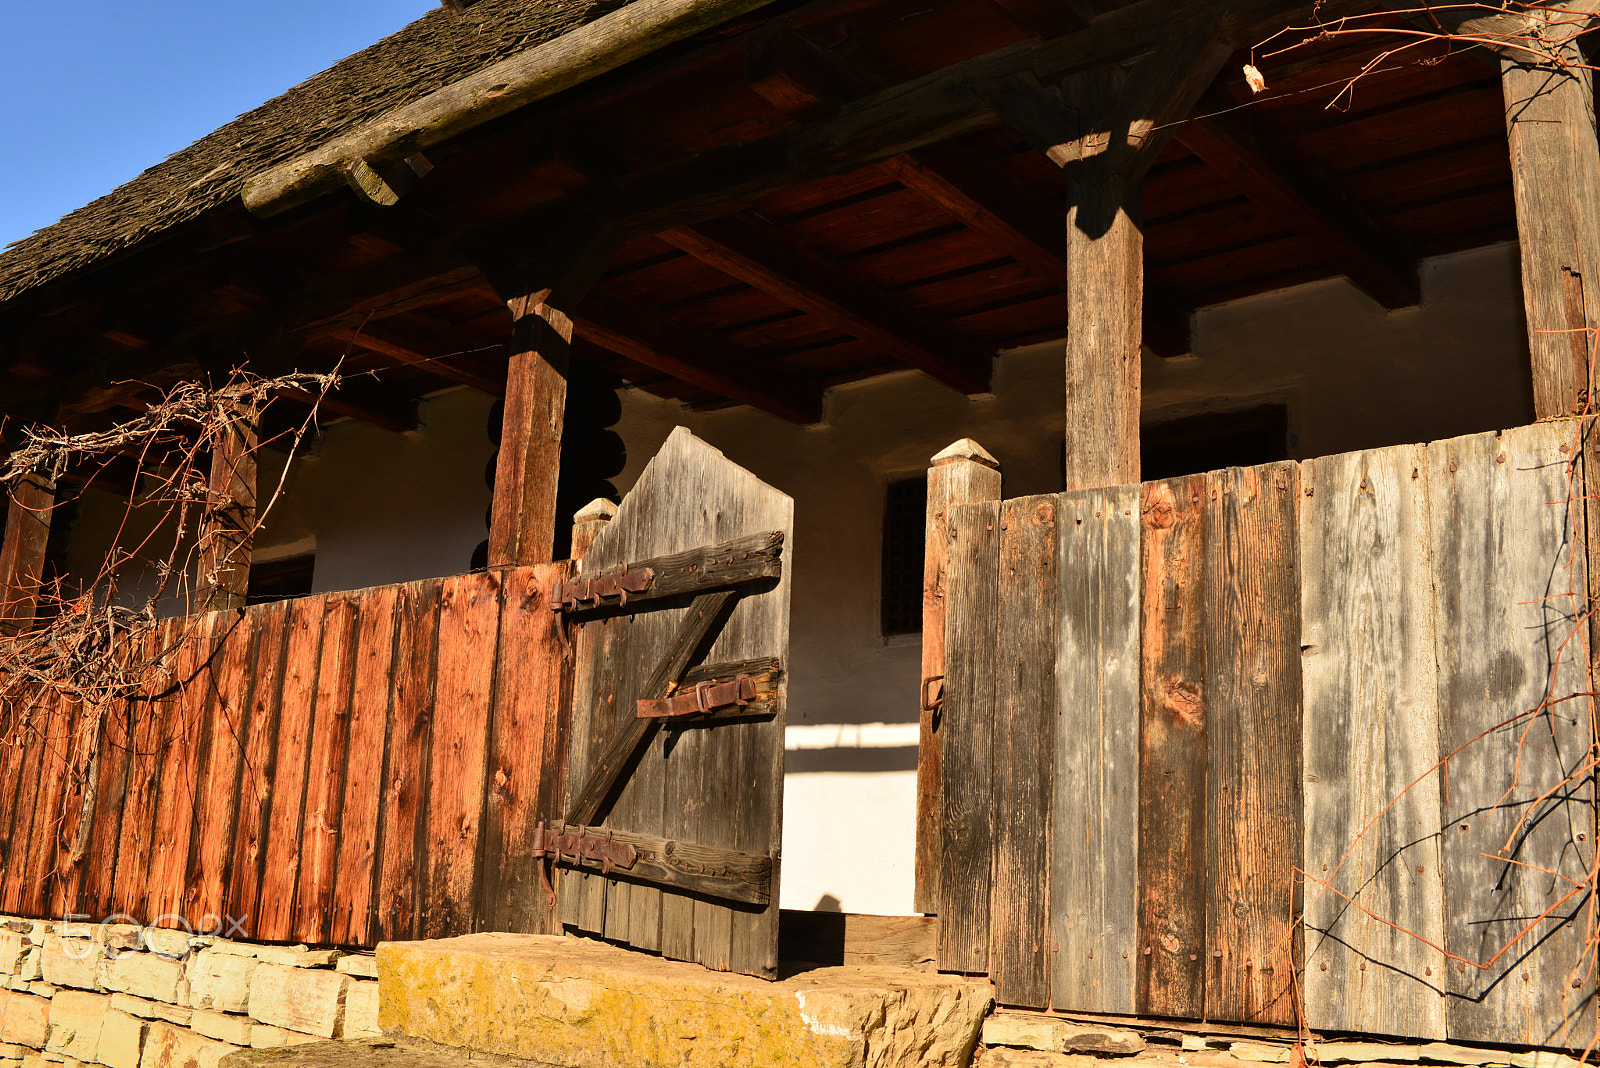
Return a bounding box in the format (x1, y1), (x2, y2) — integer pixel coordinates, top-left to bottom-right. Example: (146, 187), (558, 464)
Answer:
(0, 368), (337, 748)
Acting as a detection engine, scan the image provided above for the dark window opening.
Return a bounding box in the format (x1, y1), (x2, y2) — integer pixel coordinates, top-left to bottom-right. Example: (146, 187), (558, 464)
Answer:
(1140, 404), (1290, 482)
(247, 554), (316, 605)
(880, 478), (927, 637)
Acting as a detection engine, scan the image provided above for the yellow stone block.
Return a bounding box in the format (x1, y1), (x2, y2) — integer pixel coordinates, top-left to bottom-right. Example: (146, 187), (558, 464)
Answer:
(378, 933), (990, 1068)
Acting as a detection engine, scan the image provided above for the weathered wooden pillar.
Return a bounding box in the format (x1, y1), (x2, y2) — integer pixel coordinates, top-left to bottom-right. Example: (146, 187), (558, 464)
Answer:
(982, 29), (1232, 489)
(486, 224), (623, 569)
(570, 497), (617, 565)
(916, 438), (1001, 914)
(196, 408), (259, 613)
(1503, 28), (1600, 418)
(0, 473), (56, 636)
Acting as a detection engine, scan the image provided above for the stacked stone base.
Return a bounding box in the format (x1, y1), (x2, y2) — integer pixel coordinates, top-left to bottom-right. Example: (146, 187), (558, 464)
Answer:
(0, 916), (379, 1068)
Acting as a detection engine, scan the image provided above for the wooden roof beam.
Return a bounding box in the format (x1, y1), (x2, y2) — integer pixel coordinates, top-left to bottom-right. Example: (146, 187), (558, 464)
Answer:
(883, 147), (1192, 355)
(660, 215), (993, 394)
(1175, 108), (1421, 308)
(322, 312), (509, 395)
(574, 291), (823, 424)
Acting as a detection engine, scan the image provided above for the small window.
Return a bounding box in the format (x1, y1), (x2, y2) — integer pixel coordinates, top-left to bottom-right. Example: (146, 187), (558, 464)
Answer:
(880, 478), (927, 637)
(1141, 404), (1290, 482)
(247, 554), (315, 605)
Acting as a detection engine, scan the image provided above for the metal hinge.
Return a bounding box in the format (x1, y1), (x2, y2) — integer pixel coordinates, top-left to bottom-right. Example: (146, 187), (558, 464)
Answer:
(549, 565), (656, 611)
(636, 674), (756, 719)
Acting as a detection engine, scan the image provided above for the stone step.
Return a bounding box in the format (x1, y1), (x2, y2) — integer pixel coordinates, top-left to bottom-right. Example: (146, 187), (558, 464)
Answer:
(377, 933), (992, 1068)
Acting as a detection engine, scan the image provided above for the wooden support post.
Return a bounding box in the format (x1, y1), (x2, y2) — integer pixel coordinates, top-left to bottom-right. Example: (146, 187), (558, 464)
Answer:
(486, 225), (623, 569)
(0, 473), (56, 636)
(570, 497), (617, 565)
(917, 439), (1001, 914)
(1503, 27), (1600, 418)
(981, 25), (1232, 489)
(196, 408), (259, 613)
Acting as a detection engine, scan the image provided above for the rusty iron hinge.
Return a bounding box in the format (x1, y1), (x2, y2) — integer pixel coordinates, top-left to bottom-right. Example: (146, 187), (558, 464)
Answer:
(636, 675), (756, 719)
(530, 821), (639, 905)
(549, 566), (656, 611)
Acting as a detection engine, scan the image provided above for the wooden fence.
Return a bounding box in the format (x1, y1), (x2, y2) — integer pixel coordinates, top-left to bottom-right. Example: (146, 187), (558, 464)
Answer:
(932, 419), (1597, 1047)
(0, 564), (570, 947)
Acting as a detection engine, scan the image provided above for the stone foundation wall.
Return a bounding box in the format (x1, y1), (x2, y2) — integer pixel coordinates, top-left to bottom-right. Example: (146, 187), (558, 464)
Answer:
(0, 916), (379, 1068)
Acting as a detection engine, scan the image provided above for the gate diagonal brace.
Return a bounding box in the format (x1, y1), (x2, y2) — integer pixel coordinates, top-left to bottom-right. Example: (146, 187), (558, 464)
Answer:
(637, 674), (756, 719)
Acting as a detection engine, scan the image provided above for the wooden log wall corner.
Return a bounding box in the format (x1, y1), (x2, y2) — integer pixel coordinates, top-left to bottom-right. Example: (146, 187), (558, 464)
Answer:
(0, 473), (56, 636)
(917, 439), (1001, 915)
(0, 563), (574, 948)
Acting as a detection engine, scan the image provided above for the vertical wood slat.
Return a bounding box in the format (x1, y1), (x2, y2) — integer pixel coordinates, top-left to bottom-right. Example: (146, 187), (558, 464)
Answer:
(990, 494), (1058, 1008)
(331, 585), (402, 946)
(919, 440), (1002, 916)
(228, 599), (290, 936)
(191, 610), (257, 930)
(149, 614), (219, 926)
(0, 681), (44, 912)
(939, 499), (1001, 973)
(49, 689), (97, 919)
(482, 562), (571, 935)
(296, 595), (361, 943)
(1430, 424), (1596, 1046)
(0, 661), (36, 906)
(1205, 462), (1303, 1026)
(1137, 473), (1210, 1018)
(1300, 446), (1447, 1039)
(111, 621), (175, 920)
(80, 632), (141, 920)
(424, 571), (501, 938)
(21, 690), (68, 917)
(1052, 486), (1140, 1014)
(257, 596), (327, 940)
(559, 601), (625, 936)
(376, 578), (443, 942)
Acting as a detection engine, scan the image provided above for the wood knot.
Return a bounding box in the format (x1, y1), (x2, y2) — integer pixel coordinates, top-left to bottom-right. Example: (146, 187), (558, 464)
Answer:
(1145, 500), (1176, 530)
(1161, 677), (1203, 724)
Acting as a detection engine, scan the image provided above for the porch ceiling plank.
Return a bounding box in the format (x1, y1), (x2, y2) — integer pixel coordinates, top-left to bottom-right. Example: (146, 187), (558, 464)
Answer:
(574, 291), (824, 424)
(1174, 109), (1422, 308)
(659, 215), (994, 394)
(883, 147), (1193, 355)
(323, 313), (509, 396)
(745, 22), (860, 120)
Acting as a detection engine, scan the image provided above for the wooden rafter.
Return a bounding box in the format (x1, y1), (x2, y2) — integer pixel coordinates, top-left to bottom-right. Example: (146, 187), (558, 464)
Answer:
(574, 292), (823, 424)
(1175, 110), (1421, 309)
(660, 215), (993, 394)
(323, 312), (508, 395)
(883, 147), (1193, 356)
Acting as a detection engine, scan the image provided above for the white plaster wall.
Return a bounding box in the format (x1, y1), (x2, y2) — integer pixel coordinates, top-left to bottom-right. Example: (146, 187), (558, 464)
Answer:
(608, 240), (1537, 916)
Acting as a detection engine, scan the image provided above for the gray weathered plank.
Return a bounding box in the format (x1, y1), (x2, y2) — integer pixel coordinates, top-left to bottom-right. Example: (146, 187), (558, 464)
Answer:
(1429, 423), (1597, 1046)
(1301, 444), (1447, 1039)
(938, 498), (1001, 974)
(1205, 462), (1303, 1027)
(1052, 486), (1140, 1014)
(990, 493), (1058, 1008)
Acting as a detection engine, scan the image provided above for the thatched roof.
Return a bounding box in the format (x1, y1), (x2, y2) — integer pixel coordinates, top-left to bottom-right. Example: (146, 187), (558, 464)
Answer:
(0, 0), (615, 306)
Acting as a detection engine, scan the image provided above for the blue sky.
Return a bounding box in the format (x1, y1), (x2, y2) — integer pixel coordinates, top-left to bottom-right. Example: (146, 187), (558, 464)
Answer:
(0, 1), (437, 250)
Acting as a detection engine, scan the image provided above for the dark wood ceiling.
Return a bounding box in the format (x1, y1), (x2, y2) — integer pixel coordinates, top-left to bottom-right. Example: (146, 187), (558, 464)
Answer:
(0, 0), (1515, 442)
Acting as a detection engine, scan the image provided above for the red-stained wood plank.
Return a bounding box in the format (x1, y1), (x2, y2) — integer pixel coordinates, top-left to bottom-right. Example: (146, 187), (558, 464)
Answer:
(424, 571), (502, 938)
(376, 578), (442, 942)
(1204, 462), (1304, 1026)
(227, 599), (291, 937)
(50, 690), (100, 919)
(296, 594), (361, 944)
(0, 682), (51, 912)
(110, 622), (176, 921)
(189, 609), (257, 930)
(257, 596), (328, 941)
(20, 689), (68, 917)
(482, 563), (571, 935)
(79, 660), (137, 921)
(147, 614), (218, 927)
(331, 585), (402, 946)
(1137, 474), (1210, 1019)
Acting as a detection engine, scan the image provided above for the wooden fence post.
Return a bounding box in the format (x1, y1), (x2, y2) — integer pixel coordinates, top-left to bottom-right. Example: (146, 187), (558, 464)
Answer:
(1503, 19), (1600, 420)
(0, 473), (56, 636)
(917, 439), (1000, 915)
(196, 408), (259, 613)
(571, 497), (618, 565)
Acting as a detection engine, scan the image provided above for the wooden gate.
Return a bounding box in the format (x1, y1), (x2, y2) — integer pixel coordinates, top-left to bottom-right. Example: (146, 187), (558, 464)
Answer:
(551, 427), (792, 978)
(928, 420), (1598, 1047)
